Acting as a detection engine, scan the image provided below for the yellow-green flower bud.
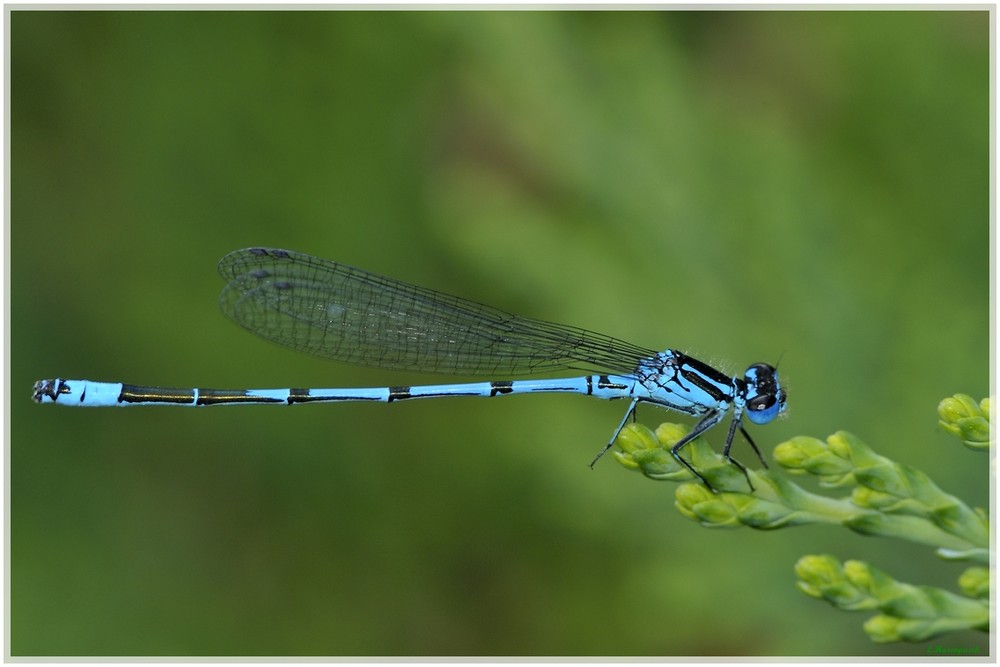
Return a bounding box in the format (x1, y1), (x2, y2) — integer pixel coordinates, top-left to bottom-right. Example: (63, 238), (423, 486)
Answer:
(851, 486), (926, 515)
(938, 394), (981, 422)
(613, 423), (691, 481)
(796, 554), (839, 578)
(674, 483), (740, 527)
(958, 567), (989, 599)
(794, 554), (877, 610)
(843, 560), (908, 608)
(734, 496), (801, 529)
(852, 462), (909, 496)
(613, 421), (656, 456)
(773, 436), (853, 483)
(864, 614), (902, 643)
(843, 560), (875, 590)
(938, 394), (992, 450)
(828, 431), (879, 466)
(794, 554), (843, 597)
(654, 422), (689, 446)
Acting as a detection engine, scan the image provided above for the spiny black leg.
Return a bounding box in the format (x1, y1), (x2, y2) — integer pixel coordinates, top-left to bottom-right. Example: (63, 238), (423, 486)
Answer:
(723, 454), (752, 490)
(721, 417), (755, 492)
(739, 425), (768, 469)
(670, 437), (714, 490)
(670, 411), (724, 493)
(590, 397), (640, 468)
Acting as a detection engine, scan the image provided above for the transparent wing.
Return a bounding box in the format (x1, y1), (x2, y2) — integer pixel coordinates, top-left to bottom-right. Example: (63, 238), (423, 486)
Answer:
(218, 247), (657, 377)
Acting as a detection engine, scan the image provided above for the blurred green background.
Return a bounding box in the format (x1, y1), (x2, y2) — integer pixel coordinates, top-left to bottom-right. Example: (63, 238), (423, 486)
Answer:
(11, 10), (989, 657)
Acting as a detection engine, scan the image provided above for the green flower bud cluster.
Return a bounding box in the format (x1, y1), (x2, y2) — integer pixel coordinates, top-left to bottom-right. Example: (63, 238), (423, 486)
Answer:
(795, 555), (989, 643)
(938, 394), (992, 451)
(611, 394), (990, 643)
(613, 422), (754, 490)
(773, 431), (989, 558)
(615, 422), (987, 558)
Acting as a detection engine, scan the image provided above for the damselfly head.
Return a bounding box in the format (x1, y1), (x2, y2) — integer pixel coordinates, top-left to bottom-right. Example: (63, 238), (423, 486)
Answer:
(742, 362), (787, 425)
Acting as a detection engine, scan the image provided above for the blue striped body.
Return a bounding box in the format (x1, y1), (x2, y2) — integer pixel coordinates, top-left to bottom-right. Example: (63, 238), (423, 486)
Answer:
(35, 351), (736, 411)
(34, 374), (636, 407)
(33, 248), (787, 490)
